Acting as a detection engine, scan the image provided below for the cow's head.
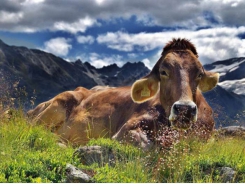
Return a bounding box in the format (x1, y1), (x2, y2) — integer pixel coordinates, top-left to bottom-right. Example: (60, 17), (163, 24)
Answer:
(131, 38), (219, 129)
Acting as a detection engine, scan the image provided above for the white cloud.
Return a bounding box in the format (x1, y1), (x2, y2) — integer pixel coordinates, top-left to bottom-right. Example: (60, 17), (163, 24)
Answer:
(127, 53), (138, 58)
(53, 16), (98, 34)
(136, 14), (158, 26)
(142, 58), (151, 69)
(43, 37), (72, 57)
(221, 0), (242, 4)
(97, 31), (166, 52)
(95, 0), (105, 5)
(97, 27), (245, 64)
(77, 35), (95, 44)
(139, 49), (162, 69)
(22, 0), (45, 4)
(77, 52), (125, 68)
(0, 11), (23, 23)
(1, 0), (245, 33)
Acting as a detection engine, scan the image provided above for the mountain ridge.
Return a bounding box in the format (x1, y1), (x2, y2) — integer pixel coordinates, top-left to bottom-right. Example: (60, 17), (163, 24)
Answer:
(0, 39), (150, 106)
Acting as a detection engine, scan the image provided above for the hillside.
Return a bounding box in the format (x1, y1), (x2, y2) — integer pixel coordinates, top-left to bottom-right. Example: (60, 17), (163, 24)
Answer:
(0, 39), (149, 106)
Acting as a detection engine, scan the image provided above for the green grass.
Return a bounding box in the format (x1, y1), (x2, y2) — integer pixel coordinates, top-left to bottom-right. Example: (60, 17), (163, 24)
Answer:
(153, 137), (245, 182)
(0, 109), (76, 182)
(1, 108), (245, 182)
(86, 138), (153, 182)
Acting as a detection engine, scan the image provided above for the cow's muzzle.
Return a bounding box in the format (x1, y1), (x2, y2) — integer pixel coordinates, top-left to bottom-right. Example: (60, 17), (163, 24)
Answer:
(169, 101), (197, 129)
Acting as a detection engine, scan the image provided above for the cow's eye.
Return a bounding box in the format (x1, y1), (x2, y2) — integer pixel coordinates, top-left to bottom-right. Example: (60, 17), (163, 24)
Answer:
(160, 70), (168, 76)
(197, 73), (204, 79)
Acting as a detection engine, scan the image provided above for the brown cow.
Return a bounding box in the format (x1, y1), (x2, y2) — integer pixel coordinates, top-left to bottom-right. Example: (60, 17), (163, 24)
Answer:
(27, 38), (219, 150)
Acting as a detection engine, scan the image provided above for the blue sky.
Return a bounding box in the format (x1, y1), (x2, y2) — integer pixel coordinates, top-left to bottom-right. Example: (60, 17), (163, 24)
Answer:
(0, 0), (245, 69)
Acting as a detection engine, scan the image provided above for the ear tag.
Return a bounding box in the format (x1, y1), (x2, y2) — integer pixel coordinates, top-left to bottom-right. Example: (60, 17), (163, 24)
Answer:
(141, 85), (150, 97)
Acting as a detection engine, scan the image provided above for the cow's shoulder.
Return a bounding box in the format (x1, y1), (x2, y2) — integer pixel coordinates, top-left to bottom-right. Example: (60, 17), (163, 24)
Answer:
(90, 85), (115, 91)
(74, 86), (89, 92)
(53, 87), (92, 103)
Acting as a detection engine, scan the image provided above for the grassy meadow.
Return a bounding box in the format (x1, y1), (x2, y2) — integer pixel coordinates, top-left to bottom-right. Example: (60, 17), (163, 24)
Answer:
(0, 76), (245, 182)
(0, 107), (245, 182)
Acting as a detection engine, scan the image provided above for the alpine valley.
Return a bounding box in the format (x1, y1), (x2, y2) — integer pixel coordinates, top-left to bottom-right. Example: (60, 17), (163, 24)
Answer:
(0, 39), (244, 127)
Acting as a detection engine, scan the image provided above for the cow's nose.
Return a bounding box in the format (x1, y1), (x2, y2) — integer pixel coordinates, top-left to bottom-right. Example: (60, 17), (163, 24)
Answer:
(173, 104), (197, 116)
(172, 101), (197, 119)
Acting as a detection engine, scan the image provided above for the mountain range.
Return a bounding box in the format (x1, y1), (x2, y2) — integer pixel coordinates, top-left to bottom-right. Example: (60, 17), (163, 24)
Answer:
(0, 39), (149, 107)
(204, 57), (245, 127)
(0, 39), (244, 127)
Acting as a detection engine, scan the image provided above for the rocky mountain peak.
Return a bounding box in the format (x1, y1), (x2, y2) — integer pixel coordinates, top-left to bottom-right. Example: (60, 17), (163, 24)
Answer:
(123, 61), (145, 68)
(0, 39), (4, 44)
(74, 59), (83, 65)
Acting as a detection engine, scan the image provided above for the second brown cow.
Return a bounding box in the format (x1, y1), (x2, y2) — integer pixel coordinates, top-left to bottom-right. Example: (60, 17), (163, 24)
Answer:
(27, 38), (219, 150)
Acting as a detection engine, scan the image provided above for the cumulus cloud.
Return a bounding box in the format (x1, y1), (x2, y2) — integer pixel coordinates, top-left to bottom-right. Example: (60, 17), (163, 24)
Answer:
(43, 37), (72, 57)
(95, 0), (105, 5)
(97, 27), (245, 64)
(76, 35), (95, 44)
(127, 53), (138, 59)
(78, 52), (125, 68)
(53, 17), (98, 34)
(97, 31), (167, 52)
(141, 58), (151, 69)
(0, 1), (21, 12)
(22, 0), (46, 5)
(0, 0), (245, 32)
(0, 11), (23, 23)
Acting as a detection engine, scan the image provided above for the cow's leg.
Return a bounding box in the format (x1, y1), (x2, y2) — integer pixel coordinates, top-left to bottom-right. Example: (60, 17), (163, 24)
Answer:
(127, 128), (154, 150)
(112, 121), (153, 150)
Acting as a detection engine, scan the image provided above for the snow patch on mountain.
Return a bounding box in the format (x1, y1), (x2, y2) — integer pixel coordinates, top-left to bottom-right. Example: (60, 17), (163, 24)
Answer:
(218, 78), (245, 95)
(210, 59), (245, 77)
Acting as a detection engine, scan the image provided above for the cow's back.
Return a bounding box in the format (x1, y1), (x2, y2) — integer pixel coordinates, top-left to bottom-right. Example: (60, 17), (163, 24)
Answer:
(27, 87), (93, 129)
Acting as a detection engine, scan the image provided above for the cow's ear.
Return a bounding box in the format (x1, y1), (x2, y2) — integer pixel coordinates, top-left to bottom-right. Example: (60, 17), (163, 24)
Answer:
(131, 76), (159, 103)
(199, 71), (219, 92)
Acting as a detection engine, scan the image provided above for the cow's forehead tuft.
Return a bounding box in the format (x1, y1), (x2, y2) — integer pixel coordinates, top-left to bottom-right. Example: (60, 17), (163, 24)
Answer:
(162, 38), (198, 57)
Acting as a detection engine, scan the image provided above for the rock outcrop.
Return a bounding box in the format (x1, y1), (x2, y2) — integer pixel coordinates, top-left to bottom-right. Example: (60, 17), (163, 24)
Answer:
(65, 164), (94, 183)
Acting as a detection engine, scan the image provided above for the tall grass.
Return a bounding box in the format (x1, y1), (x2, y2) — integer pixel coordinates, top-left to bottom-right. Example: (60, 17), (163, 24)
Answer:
(0, 75), (77, 182)
(81, 135), (245, 182)
(148, 136), (245, 182)
(0, 109), (77, 182)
